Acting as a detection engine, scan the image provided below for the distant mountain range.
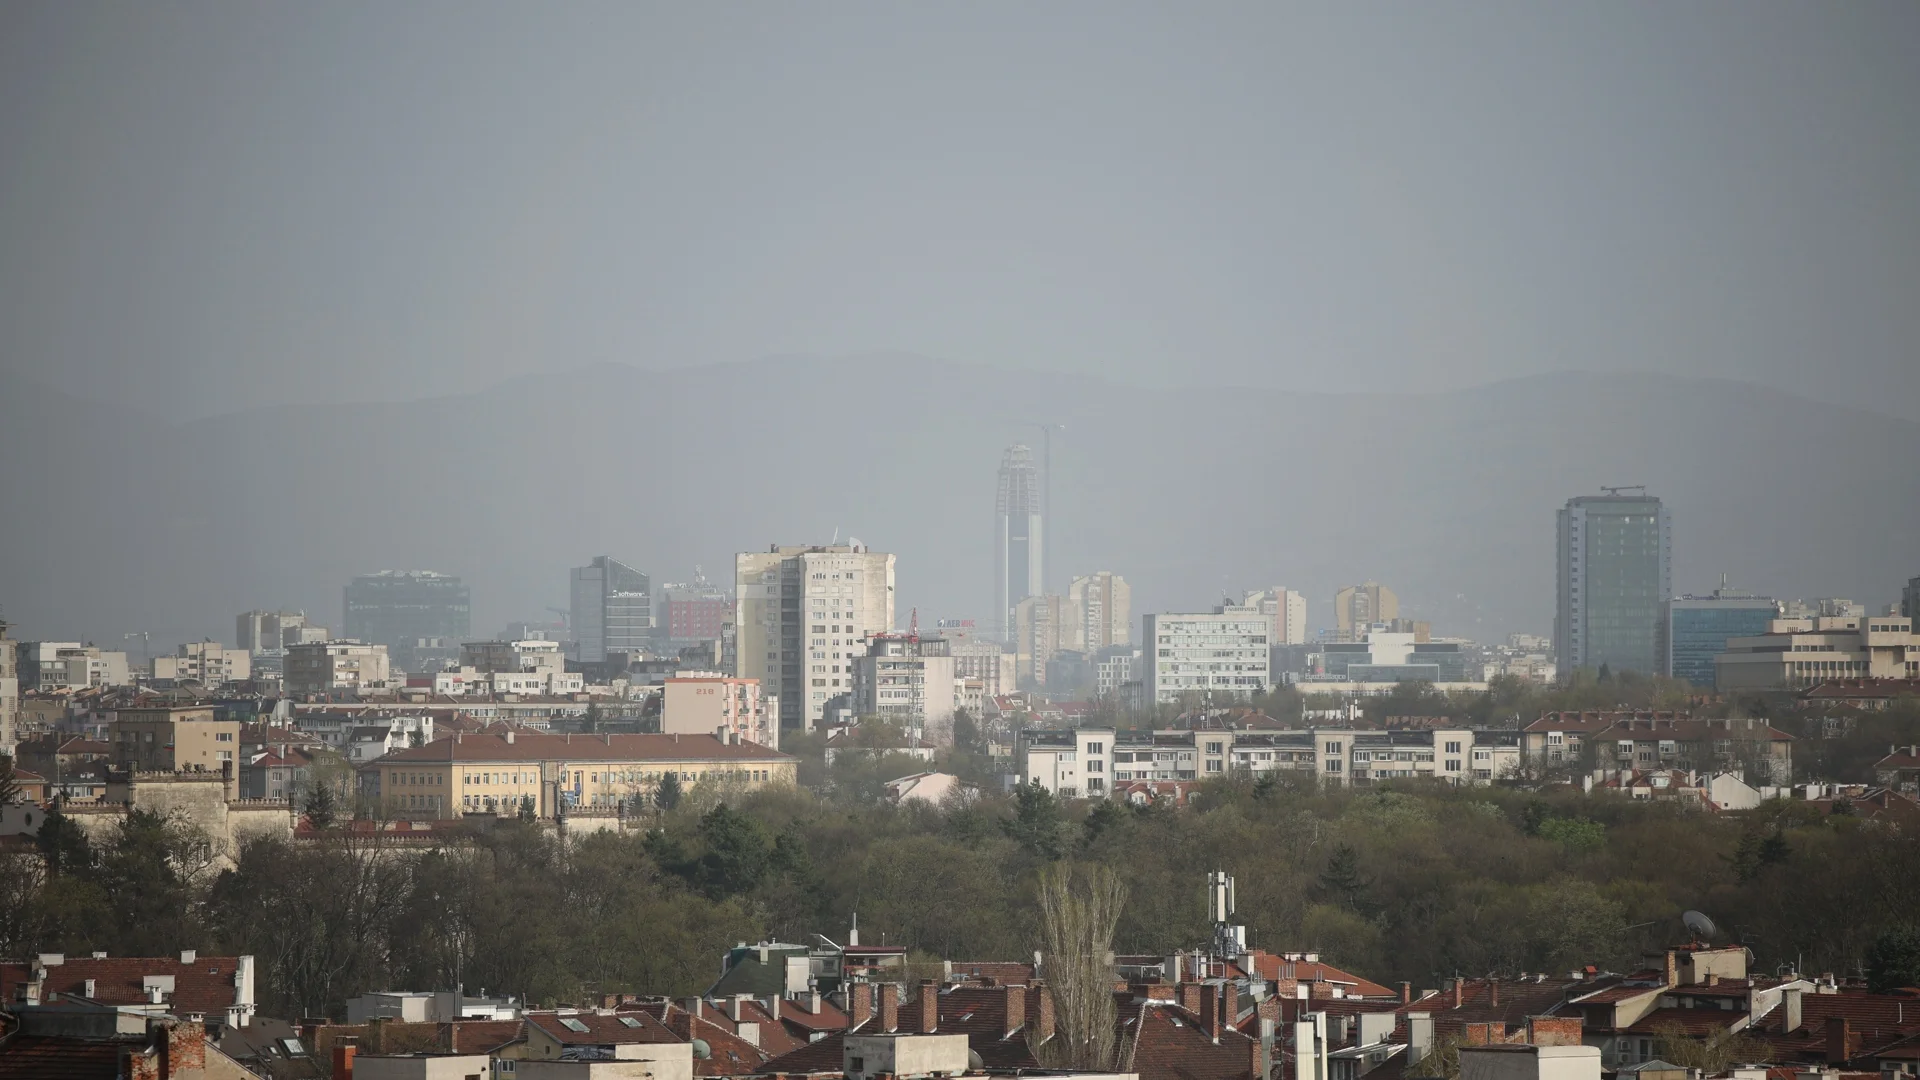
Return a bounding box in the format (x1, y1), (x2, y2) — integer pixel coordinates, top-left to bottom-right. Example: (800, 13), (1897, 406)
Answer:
(3, 355), (1916, 651)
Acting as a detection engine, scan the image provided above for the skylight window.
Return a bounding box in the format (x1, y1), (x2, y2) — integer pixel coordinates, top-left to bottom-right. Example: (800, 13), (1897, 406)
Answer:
(560, 1018), (590, 1033)
(619, 1017), (643, 1028)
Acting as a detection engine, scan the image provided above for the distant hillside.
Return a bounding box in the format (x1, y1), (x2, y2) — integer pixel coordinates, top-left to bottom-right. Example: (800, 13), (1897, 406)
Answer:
(3, 357), (1916, 649)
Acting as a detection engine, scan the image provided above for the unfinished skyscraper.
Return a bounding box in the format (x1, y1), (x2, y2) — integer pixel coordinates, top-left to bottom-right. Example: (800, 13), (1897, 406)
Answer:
(994, 443), (1043, 643)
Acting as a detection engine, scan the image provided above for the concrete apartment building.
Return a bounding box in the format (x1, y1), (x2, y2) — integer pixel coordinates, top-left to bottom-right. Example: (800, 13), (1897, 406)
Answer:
(18, 642), (131, 690)
(112, 705), (242, 774)
(1556, 491), (1672, 677)
(1334, 583), (1398, 642)
(1521, 712), (1794, 783)
(236, 610), (325, 654)
(1013, 592), (1073, 687)
(344, 570), (471, 672)
(1069, 571), (1132, 649)
(851, 635), (956, 737)
(152, 641), (251, 685)
(285, 640), (393, 694)
(736, 543), (896, 731)
(1244, 587), (1309, 646)
(947, 635), (1016, 701)
(1659, 582), (1779, 686)
(653, 572), (732, 653)
(1143, 606), (1272, 705)
(365, 730), (796, 817)
(1715, 615), (1920, 690)
(0, 620), (17, 753)
(663, 674), (778, 749)
(571, 555), (653, 663)
(1017, 724), (1515, 797)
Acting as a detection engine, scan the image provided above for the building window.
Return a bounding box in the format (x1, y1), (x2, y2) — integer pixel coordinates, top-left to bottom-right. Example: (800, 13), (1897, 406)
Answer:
(1444, 741), (1461, 754)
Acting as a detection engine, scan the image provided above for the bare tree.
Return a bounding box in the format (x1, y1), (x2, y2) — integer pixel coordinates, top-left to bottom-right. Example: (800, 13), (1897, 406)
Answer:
(1037, 862), (1128, 1070)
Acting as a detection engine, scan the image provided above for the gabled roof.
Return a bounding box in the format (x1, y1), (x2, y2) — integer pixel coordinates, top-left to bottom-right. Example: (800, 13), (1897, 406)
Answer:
(527, 1009), (679, 1046)
(449, 1019), (527, 1054)
(1118, 999), (1259, 1080)
(0, 1035), (137, 1080)
(1245, 953), (1395, 998)
(0, 955), (245, 1018)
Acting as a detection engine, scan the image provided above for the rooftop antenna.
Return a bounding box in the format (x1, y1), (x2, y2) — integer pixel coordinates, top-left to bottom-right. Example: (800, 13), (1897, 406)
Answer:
(1682, 910), (1719, 944)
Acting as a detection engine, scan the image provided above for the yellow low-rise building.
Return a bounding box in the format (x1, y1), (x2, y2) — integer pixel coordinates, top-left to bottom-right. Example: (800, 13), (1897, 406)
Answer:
(364, 730), (796, 818)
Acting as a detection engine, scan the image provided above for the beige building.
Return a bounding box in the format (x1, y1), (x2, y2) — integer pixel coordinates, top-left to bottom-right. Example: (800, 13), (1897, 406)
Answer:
(735, 544), (895, 732)
(1068, 571), (1132, 650)
(153, 641), (251, 685)
(662, 674), (777, 749)
(366, 731), (797, 818)
(1013, 593), (1073, 687)
(1334, 582), (1399, 641)
(285, 640), (393, 694)
(1715, 615), (1920, 690)
(19, 642), (131, 690)
(1243, 586), (1308, 646)
(0, 619), (17, 753)
(113, 706), (242, 774)
(947, 636), (1016, 702)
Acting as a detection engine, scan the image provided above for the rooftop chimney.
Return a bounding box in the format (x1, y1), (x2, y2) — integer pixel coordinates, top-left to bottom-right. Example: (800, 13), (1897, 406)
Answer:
(1826, 1016), (1852, 1063)
(1783, 987), (1804, 1033)
(1031, 983), (1055, 1043)
(919, 982), (939, 1034)
(1452, 979), (1463, 1009)
(880, 983), (899, 1033)
(850, 983), (873, 1029)
(1001, 984), (1024, 1040)
(1200, 984), (1223, 1043)
(332, 1043), (357, 1080)
(180, 950), (196, 965)
(1401, 982), (1412, 1006)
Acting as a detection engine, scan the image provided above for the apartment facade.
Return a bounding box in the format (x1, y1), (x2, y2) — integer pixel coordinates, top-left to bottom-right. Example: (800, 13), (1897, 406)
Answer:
(1556, 493), (1672, 677)
(1244, 587), (1309, 646)
(1334, 583), (1398, 642)
(1143, 607), (1272, 705)
(1587, 716), (1793, 784)
(1016, 724), (1512, 797)
(736, 544), (896, 731)
(152, 640), (251, 685)
(112, 706), (241, 773)
(0, 621), (16, 754)
(662, 674), (778, 749)
(1013, 593), (1073, 687)
(285, 640), (394, 694)
(365, 730), (797, 817)
(851, 635), (956, 737)
(1715, 615), (1920, 690)
(1069, 571), (1132, 650)
(18, 642), (131, 690)
(570, 555), (652, 663)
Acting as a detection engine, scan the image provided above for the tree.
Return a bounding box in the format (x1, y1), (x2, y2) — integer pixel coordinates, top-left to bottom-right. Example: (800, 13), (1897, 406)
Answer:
(303, 781), (340, 831)
(1866, 926), (1920, 993)
(1652, 1020), (1773, 1072)
(35, 806), (94, 875)
(1318, 843), (1370, 910)
(1409, 1033), (1464, 1080)
(656, 770), (683, 811)
(0, 755), (22, 806)
(1004, 783), (1065, 859)
(1037, 862), (1128, 1070)
(1597, 663), (1614, 683)
(518, 795), (536, 823)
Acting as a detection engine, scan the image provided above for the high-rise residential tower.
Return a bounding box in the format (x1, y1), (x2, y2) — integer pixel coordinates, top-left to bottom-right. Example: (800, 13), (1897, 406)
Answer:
(1556, 491), (1672, 677)
(1244, 587), (1308, 646)
(1068, 571), (1131, 650)
(994, 444), (1043, 643)
(343, 571), (471, 672)
(1334, 583), (1399, 641)
(736, 543), (895, 731)
(570, 556), (652, 663)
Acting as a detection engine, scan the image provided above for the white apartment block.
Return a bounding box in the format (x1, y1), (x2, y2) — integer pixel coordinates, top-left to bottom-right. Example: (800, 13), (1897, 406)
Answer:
(1716, 615), (1920, 690)
(152, 641), (250, 685)
(285, 640), (393, 694)
(430, 667), (585, 696)
(1016, 725), (1517, 797)
(736, 544), (896, 732)
(1095, 649), (1142, 698)
(1143, 607), (1272, 705)
(19, 642), (132, 690)
(852, 636), (956, 737)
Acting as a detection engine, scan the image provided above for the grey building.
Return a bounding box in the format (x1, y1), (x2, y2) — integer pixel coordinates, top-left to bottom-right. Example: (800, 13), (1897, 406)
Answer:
(1660, 581), (1778, 687)
(569, 556), (652, 663)
(343, 571), (471, 672)
(1904, 575), (1920, 621)
(994, 444), (1043, 644)
(1556, 491), (1672, 678)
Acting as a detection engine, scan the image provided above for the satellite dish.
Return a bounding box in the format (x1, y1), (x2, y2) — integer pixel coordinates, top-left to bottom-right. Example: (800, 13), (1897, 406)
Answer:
(1683, 910), (1719, 941)
(691, 1040), (712, 1060)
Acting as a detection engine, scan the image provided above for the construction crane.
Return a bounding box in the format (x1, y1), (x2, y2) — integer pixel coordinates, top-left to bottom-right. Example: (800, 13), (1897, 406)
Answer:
(1600, 485), (1647, 496)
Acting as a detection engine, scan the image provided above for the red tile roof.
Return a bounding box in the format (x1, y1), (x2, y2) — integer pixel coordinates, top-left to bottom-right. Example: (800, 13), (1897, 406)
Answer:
(1624, 1007), (1745, 1036)
(527, 1010), (681, 1046)
(449, 1019), (526, 1054)
(1246, 953), (1395, 998)
(0, 1035), (135, 1080)
(0, 955), (245, 1018)
(1119, 999), (1260, 1080)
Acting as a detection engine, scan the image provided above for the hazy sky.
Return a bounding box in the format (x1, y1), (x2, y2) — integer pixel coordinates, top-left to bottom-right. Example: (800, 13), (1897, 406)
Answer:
(3, 3), (1917, 419)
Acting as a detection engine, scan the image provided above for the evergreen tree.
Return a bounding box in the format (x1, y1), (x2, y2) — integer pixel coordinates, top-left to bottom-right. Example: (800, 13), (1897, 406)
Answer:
(1867, 926), (1920, 993)
(1004, 783), (1065, 859)
(655, 770), (683, 811)
(1318, 843), (1370, 909)
(0, 755), (21, 806)
(35, 805), (94, 875)
(303, 781), (340, 831)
